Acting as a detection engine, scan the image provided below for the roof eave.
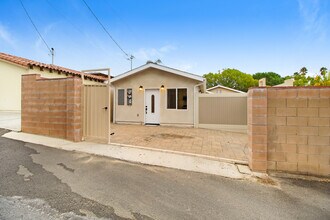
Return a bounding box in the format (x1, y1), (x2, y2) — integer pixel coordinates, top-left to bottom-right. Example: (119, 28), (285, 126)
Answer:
(111, 63), (204, 83)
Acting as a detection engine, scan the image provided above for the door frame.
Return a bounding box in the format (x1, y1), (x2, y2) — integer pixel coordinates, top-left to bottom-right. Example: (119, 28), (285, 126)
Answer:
(144, 88), (160, 125)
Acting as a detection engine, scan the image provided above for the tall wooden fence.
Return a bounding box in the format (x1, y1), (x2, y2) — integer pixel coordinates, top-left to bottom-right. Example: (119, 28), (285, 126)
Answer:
(197, 93), (247, 132)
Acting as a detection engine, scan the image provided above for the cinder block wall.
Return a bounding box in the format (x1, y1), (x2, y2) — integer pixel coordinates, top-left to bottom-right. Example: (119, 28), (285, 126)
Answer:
(21, 74), (82, 142)
(248, 87), (330, 177)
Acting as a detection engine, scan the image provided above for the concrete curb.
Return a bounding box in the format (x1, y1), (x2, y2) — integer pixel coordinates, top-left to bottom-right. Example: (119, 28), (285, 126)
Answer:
(3, 131), (247, 179)
(110, 142), (248, 165)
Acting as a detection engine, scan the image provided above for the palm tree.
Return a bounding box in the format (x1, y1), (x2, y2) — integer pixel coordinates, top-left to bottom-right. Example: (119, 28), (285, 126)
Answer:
(300, 67), (308, 75)
(320, 67), (327, 76)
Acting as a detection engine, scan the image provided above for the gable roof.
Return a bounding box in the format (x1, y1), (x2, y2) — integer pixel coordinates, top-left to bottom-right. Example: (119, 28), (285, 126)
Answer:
(0, 52), (106, 82)
(111, 63), (204, 83)
(206, 85), (246, 94)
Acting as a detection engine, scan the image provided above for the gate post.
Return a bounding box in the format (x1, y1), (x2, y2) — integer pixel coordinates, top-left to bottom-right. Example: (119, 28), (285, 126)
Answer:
(107, 68), (111, 144)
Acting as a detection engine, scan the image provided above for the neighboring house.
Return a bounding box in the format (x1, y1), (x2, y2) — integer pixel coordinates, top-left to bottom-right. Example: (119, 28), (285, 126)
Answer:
(110, 62), (205, 126)
(0, 52), (106, 112)
(206, 85), (246, 94)
(273, 78), (294, 87)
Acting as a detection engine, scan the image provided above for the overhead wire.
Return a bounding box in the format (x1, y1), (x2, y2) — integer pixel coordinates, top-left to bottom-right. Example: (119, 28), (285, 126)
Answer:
(45, 0), (85, 36)
(19, 0), (52, 53)
(81, 0), (130, 58)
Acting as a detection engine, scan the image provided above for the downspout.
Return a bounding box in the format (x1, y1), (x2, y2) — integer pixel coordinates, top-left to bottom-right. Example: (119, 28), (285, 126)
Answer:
(193, 80), (205, 128)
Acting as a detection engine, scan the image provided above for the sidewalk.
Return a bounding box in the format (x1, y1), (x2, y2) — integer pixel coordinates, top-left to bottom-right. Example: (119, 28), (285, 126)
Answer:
(2, 131), (252, 179)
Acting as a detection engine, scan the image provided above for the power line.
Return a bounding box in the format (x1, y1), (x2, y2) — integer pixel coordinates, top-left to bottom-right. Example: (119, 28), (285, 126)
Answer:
(81, 0), (130, 58)
(19, 0), (51, 53)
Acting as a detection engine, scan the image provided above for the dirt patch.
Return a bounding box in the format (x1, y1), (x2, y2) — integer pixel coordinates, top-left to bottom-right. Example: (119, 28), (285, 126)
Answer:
(256, 176), (278, 186)
(150, 133), (193, 139)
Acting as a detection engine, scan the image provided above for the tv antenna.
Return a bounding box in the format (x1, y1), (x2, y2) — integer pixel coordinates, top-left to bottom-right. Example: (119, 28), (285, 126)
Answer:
(127, 55), (135, 70)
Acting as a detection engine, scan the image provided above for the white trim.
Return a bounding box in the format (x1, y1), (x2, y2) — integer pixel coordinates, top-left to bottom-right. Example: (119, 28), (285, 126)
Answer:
(111, 63), (204, 83)
(199, 93), (247, 97)
(206, 85), (246, 94)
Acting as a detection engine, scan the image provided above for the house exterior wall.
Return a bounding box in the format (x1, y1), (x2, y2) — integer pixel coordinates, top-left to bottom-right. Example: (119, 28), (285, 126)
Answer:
(0, 60), (103, 111)
(112, 68), (201, 126)
(0, 60), (26, 111)
(248, 87), (330, 177)
(21, 74), (82, 142)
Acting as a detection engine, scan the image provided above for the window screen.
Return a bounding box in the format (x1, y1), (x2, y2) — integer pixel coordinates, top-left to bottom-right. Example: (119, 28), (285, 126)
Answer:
(177, 89), (187, 109)
(167, 89), (176, 109)
(118, 89), (124, 105)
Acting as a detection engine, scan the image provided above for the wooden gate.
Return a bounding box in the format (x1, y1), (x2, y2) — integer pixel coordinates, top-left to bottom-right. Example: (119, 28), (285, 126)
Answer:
(83, 85), (110, 143)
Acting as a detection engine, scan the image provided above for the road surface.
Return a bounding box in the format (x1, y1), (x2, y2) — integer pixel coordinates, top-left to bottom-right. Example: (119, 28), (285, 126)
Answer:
(0, 129), (329, 219)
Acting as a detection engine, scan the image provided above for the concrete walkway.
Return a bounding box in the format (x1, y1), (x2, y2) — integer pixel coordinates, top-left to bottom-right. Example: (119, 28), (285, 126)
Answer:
(110, 124), (248, 162)
(2, 131), (252, 179)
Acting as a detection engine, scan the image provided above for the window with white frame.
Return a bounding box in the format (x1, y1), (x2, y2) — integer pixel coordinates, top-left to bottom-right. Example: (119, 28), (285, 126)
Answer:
(167, 88), (187, 110)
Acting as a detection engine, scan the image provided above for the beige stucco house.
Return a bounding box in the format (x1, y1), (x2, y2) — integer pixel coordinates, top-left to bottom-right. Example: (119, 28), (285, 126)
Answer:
(111, 62), (205, 126)
(0, 52), (106, 112)
(206, 85), (246, 94)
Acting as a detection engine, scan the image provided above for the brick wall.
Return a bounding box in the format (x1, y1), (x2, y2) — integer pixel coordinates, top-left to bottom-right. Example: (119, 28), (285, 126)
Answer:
(248, 87), (330, 177)
(21, 74), (82, 142)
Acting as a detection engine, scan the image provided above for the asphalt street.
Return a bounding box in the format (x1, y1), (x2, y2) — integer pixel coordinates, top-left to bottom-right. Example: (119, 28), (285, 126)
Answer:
(0, 128), (329, 220)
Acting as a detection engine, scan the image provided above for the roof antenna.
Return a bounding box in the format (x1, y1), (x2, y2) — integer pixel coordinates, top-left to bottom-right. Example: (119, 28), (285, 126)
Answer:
(127, 55), (134, 70)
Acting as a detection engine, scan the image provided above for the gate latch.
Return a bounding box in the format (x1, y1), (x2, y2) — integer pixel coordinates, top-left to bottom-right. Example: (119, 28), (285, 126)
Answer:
(145, 106), (147, 114)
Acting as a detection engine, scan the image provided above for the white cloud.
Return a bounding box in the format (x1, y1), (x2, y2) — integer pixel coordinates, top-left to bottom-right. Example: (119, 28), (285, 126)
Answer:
(177, 63), (193, 71)
(134, 44), (177, 61)
(159, 45), (176, 53)
(297, 0), (327, 40)
(0, 23), (15, 47)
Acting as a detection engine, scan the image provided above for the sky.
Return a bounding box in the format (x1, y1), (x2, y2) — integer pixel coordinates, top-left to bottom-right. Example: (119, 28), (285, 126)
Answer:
(0, 0), (330, 77)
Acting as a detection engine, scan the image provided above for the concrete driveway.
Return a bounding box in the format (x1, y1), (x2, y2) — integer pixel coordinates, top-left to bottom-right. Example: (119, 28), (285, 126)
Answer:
(110, 124), (248, 163)
(0, 111), (21, 131)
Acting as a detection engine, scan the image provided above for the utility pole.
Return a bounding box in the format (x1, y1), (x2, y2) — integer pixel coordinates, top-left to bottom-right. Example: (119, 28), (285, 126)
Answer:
(127, 55), (135, 70)
(51, 48), (55, 65)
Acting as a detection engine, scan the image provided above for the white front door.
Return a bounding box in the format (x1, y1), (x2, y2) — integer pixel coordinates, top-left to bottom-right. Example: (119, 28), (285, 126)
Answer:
(145, 89), (160, 124)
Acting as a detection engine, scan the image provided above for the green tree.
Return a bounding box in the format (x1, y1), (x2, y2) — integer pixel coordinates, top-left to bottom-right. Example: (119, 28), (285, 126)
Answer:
(252, 72), (285, 86)
(203, 72), (221, 88)
(293, 67), (330, 86)
(204, 69), (258, 92)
